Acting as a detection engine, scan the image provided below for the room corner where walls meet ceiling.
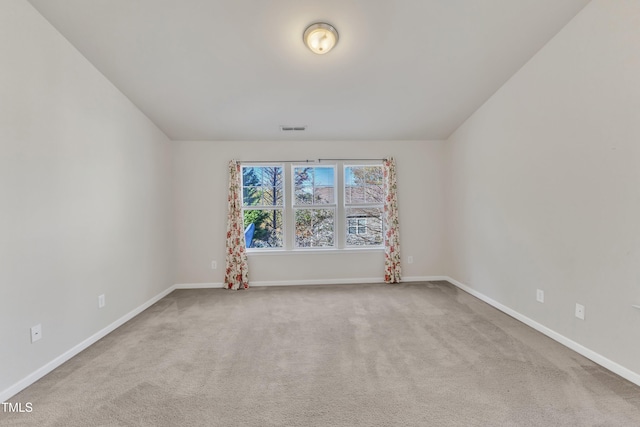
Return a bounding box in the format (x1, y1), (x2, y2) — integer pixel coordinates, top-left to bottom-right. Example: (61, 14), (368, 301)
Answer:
(26, 0), (590, 141)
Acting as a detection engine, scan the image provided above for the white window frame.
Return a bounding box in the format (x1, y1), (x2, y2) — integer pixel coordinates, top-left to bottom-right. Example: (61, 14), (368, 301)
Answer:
(343, 163), (385, 249)
(240, 163), (285, 250)
(291, 164), (337, 249)
(242, 161), (384, 253)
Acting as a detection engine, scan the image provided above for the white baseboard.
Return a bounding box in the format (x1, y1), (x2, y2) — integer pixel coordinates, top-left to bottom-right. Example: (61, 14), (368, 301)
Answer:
(445, 276), (640, 388)
(0, 285), (177, 402)
(173, 276), (447, 289)
(403, 275), (449, 283)
(174, 282), (224, 289)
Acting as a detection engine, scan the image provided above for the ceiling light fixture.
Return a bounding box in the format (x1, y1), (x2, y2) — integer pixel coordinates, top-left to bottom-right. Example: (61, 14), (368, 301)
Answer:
(303, 22), (339, 55)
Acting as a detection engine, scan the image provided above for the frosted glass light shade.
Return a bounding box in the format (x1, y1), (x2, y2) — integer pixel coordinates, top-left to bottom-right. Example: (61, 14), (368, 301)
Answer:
(303, 23), (338, 55)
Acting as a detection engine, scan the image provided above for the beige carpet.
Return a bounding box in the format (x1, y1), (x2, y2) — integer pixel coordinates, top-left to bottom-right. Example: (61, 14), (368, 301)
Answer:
(2, 281), (640, 426)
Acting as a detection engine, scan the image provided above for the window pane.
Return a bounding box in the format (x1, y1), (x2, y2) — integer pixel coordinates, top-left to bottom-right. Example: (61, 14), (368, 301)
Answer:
(346, 186), (365, 204)
(243, 166), (262, 183)
(295, 185), (314, 205)
(314, 186), (334, 204)
(263, 185), (284, 206)
(260, 167), (282, 185)
(364, 184), (383, 203)
(294, 166), (335, 205)
(294, 167), (313, 187)
(243, 186), (262, 206)
(243, 209), (283, 248)
(295, 208), (335, 248)
(313, 167), (335, 186)
(345, 207), (383, 246)
(345, 166), (383, 205)
(261, 167), (283, 205)
(242, 166), (283, 207)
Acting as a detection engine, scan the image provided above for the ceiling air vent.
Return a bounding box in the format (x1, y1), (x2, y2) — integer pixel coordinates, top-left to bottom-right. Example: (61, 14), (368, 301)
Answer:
(280, 126), (307, 132)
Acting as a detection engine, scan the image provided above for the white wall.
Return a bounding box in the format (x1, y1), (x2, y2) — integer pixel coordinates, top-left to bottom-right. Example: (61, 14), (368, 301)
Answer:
(7, 0), (638, 403)
(445, 0), (640, 376)
(0, 0), (174, 397)
(172, 140), (445, 285)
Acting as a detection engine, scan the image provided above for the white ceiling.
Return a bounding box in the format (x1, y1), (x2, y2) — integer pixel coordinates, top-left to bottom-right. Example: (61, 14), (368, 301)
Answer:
(27, 0), (590, 141)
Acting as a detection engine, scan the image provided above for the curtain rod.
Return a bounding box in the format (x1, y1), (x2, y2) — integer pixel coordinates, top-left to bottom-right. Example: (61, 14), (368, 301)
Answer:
(240, 158), (386, 164)
(318, 158), (387, 162)
(240, 160), (315, 164)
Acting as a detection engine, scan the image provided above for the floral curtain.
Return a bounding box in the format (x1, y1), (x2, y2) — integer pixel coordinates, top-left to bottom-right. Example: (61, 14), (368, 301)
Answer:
(224, 160), (249, 290)
(383, 157), (401, 283)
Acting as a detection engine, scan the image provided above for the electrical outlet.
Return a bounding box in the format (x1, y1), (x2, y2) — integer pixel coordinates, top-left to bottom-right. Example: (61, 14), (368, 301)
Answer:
(536, 289), (544, 303)
(98, 294), (106, 309)
(31, 324), (42, 343)
(211, 260), (217, 270)
(407, 256), (414, 264)
(575, 303), (585, 320)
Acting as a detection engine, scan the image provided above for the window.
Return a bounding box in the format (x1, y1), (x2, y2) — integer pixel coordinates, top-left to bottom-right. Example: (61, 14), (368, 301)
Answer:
(347, 218), (367, 234)
(344, 165), (384, 247)
(241, 165), (284, 248)
(241, 162), (383, 251)
(293, 166), (336, 247)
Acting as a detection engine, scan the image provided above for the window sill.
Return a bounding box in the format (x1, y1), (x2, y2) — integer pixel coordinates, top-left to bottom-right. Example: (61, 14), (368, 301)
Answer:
(246, 247), (384, 256)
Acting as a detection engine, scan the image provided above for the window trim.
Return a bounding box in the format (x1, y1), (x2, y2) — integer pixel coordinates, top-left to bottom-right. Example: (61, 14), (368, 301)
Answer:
(242, 161), (384, 253)
(241, 163), (285, 250)
(343, 163), (385, 248)
(292, 164), (337, 249)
